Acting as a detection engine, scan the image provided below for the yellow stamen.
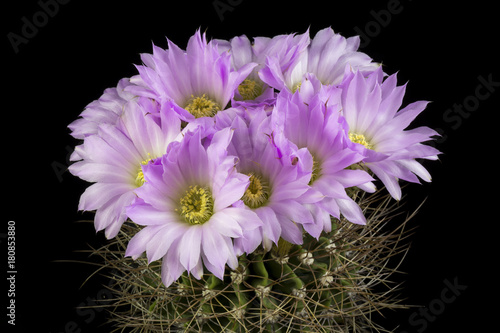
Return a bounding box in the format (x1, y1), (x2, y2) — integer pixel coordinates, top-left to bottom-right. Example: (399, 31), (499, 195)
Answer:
(238, 79), (263, 100)
(292, 82), (302, 93)
(177, 185), (214, 225)
(184, 94), (221, 118)
(135, 154), (153, 187)
(349, 132), (374, 150)
(242, 173), (270, 209)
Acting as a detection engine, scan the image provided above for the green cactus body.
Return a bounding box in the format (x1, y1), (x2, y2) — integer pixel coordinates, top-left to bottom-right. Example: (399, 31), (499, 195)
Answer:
(88, 191), (412, 332)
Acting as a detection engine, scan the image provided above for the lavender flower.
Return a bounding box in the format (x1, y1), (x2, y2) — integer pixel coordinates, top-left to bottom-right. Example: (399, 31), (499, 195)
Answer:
(126, 30), (255, 122)
(260, 27), (380, 93)
(271, 82), (374, 237)
(125, 128), (262, 286)
(215, 31), (309, 106)
(215, 107), (319, 253)
(339, 68), (441, 200)
(68, 78), (138, 139)
(69, 98), (182, 238)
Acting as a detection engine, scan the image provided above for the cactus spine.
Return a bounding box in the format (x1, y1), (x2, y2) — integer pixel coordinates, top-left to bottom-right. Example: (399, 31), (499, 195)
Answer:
(88, 190), (413, 332)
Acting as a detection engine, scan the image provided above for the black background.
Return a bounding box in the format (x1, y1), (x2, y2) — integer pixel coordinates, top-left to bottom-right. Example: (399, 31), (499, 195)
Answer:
(3, 0), (499, 332)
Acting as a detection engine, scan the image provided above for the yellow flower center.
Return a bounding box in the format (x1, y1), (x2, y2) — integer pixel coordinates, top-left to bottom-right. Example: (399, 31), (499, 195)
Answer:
(238, 79), (263, 100)
(177, 185), (214, 225)
(184, 94), (221, 118)
(242, 173), (270, 209)
(309, 154), (322, 185)
(292, 82), (302, 93)
(135, 155), (153, 187)
(349, 132), (374, 150)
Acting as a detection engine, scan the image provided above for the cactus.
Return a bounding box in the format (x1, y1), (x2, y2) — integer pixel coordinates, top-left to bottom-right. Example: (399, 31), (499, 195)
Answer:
(66, 27), (440, 332)
(86, 189), (415, 332)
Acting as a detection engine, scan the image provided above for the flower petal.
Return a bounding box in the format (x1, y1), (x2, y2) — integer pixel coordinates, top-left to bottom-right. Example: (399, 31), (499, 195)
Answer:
(178, 225), (202, 271)
(201, 227), (229, 279)
(336, 197), (366, 225)
(146, 222), (188, 263)
(161, 240), (185, 287)
(125, 225), (164, 259)
(126, 200), (180, 226)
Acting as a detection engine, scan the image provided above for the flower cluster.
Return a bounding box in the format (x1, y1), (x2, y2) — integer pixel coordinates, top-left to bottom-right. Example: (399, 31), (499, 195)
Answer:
(69, 28), (439, 287)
